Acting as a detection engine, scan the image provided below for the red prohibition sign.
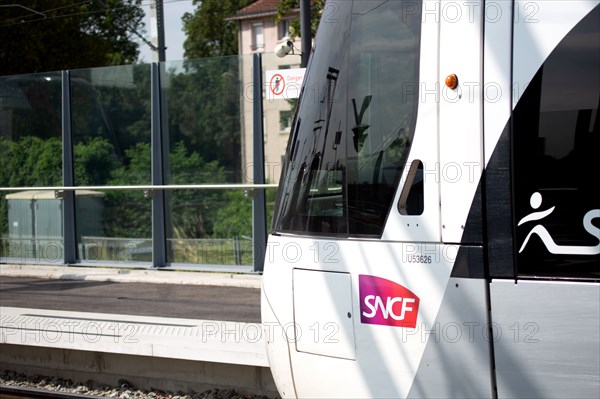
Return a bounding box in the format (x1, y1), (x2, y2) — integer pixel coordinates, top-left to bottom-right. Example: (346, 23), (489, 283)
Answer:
(270, 73), (285, 95)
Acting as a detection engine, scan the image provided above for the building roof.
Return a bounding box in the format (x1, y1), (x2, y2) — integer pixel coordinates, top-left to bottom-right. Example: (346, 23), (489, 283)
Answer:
(228, 0), (295, 21)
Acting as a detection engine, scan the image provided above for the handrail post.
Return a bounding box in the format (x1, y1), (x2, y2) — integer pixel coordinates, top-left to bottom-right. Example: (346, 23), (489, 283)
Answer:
(62, 70), (77, 265)
(151, 63), (167, 267)
(252, 53), (267, 273)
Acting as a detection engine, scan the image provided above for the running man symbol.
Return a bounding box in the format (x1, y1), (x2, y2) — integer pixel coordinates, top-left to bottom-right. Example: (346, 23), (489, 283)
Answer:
(270, 74), (285, 96)
(518, 192), (600, 255)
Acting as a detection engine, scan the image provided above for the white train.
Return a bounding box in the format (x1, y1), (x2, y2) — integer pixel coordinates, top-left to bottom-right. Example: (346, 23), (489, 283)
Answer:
(261, 1), (599, 398)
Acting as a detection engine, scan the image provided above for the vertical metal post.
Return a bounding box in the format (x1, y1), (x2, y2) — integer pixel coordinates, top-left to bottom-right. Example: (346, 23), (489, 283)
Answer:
(61, 70), (77, 264)
(150, 0), (167, 62)
(151, 63), (167, 267)
(252, 53), (267, 273)
(300, 0), (311, 68)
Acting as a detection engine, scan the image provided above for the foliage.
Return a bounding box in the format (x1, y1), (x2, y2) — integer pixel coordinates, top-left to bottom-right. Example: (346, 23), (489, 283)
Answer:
(1, 134), (269, 267)
(182, 0), (253, 59)
(74, 137), (120, 186)
(213, 187), (278, 238)
(213, 190), (253, 238)
(0, 136), (62, 236)
(0, 0), (145, 76)
(71, 63), (152, 163)
(0, 136), (120, 236)
(0, 136), (62, 188)
(165, 57), (243, 179)
(104, 142), (152, 238)
(276, 0), (325, 39)
(167, 142), (227, 239)
(103, 140), (239, 240)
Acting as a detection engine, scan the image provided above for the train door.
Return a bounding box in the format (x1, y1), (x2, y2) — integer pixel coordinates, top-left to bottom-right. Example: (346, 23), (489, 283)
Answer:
(485, 2), (600, 398)
(400, 1), (494, 397)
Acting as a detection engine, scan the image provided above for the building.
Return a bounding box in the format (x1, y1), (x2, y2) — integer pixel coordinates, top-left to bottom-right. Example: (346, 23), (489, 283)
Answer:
(229, 0), (305, 183)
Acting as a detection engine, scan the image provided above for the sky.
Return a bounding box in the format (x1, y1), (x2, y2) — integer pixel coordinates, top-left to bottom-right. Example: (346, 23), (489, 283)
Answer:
(137, 0), (196, 63)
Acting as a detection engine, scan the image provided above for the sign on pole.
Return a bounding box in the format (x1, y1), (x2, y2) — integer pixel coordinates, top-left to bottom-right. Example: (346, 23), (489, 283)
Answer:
(265, 68), (306, 101)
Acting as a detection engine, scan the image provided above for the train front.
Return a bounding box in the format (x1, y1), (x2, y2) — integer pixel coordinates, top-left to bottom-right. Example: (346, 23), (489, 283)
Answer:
(261, 1), (490, 398)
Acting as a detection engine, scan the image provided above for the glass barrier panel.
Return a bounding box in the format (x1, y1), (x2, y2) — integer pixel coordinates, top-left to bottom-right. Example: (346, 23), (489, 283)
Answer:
(70, 64), (152, 186)
(76, 189), (151, 264)
(166, 189), (253, 266)
(161, 57), (248, 185)
(68, 65), (152, 264)
(1, 72), (64, 259)
(0, 190), (64, 264)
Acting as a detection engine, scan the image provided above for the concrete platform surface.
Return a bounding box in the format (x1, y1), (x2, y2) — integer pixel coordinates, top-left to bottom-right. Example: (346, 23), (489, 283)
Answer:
(0, 264), (261, 288)
(0, 306), (268, 367)
(0, 275), (261, 323)
(0, 264), (271, 389)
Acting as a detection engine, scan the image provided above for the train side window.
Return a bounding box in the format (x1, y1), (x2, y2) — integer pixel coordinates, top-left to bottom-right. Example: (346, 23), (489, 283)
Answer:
(272, 1), (423, 238)
(513, 6), (599, 279)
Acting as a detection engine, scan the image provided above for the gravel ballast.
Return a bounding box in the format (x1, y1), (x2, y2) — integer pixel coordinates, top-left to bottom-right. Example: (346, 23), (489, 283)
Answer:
(0, 370), (278, 399)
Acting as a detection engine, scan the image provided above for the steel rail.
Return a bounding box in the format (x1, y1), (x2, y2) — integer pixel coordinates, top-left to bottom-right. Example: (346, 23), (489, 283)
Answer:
(0, 385), (103, 399)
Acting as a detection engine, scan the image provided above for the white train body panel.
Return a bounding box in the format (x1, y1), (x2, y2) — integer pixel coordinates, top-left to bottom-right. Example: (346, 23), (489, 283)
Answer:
(262, 1), (600, 398)
(262, 236), (492, 398)
(491, 280), (600, 398)
(438, 1), (484, 243)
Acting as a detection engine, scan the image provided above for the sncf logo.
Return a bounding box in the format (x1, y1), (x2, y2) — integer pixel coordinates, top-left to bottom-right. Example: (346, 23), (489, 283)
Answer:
(359, 275), (420, 328)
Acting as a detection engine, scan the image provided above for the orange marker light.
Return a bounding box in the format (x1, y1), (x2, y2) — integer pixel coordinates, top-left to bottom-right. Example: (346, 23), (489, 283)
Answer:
(445, 74), (458, 90)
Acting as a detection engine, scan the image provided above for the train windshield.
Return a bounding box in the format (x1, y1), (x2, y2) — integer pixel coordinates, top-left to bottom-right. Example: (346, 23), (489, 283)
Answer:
(272, 0), (423, 237)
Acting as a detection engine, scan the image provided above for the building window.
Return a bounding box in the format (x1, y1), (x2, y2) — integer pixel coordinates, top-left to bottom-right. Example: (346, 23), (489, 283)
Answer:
(278, 19), (290, 40)
(280, 111), (293, 132)
(252, 23), (264, 51)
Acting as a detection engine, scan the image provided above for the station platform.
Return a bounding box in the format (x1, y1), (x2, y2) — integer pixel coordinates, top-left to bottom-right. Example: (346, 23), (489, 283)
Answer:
(0, 263), (268, 370)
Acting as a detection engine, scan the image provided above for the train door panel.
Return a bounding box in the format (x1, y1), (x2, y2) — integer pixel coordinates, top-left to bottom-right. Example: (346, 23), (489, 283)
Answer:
(490, 3), (600, 398)
(438, 1), (484, 244)
(396, 3), (493, 397)
(380, 0), (440, 244)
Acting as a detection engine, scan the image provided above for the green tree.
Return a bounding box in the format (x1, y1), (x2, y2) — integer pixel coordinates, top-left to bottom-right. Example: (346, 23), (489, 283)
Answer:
(178, 1), (255, 180)
(182, 0), (252, 59)
(276, 0), (325, 39)
(168, 142), (227, 239)
(213, 187), (278, 238)
(104, 141), (231, 239)
(0, 136), (117, 237)
(166, 57), (242, 178)
(104, 142), (151, 238)
(0, 136), (61, 238)
(70, 63), (152, 163)
(0, 0), (145, 76)
(73, 137), (119, 186)
(0, 136), (62, 189)
(213, 190), (253, 238)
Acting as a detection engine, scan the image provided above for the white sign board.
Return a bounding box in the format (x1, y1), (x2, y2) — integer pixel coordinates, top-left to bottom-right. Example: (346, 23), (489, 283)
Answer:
(265, 68), (306, 100)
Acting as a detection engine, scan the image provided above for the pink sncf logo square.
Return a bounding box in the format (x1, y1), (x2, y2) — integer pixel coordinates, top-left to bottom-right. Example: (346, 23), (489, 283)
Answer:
(359, 275), (420, 328)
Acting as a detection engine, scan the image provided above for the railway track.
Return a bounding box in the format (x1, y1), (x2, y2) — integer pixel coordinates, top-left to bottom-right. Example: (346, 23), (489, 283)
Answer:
(0, 385), (101, 399)
(1, 342), (277, 398)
